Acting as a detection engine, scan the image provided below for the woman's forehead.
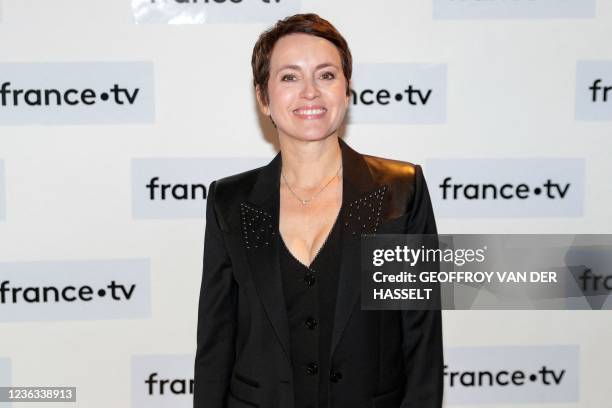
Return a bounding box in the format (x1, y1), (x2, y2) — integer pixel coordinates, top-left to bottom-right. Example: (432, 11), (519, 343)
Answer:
(270, 33), (342, 68)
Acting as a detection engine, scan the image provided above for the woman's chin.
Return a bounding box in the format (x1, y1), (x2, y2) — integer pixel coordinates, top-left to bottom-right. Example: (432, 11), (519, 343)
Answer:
(281, 127), (338, 143)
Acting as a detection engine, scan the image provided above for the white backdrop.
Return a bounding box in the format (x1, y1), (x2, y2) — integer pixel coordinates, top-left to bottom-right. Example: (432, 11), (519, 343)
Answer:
(1, 0), (611, 407)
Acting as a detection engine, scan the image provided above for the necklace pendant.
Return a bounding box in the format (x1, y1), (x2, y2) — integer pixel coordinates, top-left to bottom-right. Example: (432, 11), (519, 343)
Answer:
(281, 162), (342, 207)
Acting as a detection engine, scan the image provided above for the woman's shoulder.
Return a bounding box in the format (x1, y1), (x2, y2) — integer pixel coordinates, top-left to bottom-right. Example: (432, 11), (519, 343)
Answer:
(212, 164), (266, 203)
(359, 153), (434, 228)
(215, 166), (264, 189)
(361, 153), (423, 187)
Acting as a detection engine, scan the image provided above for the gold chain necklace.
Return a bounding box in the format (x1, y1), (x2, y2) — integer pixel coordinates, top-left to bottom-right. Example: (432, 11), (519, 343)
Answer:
(281, 163), (342, 206)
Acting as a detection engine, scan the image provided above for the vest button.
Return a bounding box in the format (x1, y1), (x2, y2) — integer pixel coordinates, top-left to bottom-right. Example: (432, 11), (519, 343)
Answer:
(304, 272), (316, 287)
(305, 362), (319, 375)
(305, 317), (318, 330)
(330, 370), (343, 383)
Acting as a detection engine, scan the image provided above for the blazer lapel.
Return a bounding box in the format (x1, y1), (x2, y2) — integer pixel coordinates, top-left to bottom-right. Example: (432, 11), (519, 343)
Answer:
(330, 138), (389, 358)
(239, 153), (292, 362)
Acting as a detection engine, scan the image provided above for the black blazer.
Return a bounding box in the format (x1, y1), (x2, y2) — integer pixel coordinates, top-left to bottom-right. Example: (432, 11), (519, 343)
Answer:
(194, 138), (443, 408)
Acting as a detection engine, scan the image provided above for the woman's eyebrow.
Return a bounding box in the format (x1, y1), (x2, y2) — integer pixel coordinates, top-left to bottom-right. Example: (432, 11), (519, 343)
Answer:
(276, 62), (340, 72)
(314, 63), (339, 70)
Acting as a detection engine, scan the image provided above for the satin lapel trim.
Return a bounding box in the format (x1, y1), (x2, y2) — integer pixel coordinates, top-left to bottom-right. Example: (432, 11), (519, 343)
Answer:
(240, 153), (292, 362)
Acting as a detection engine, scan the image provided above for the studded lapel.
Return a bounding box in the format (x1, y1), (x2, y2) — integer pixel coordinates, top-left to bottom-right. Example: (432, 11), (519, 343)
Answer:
(330, 139), (390, 359)
(239, 152), (292, 363)
(239, 138), (390, 365)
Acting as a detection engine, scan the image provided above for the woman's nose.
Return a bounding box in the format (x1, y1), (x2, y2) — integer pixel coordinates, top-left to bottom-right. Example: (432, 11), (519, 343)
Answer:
(300, 78), (320, 99)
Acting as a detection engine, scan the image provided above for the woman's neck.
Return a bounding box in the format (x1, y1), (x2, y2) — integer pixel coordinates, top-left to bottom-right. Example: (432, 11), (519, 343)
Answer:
(279, 135), (342, 190)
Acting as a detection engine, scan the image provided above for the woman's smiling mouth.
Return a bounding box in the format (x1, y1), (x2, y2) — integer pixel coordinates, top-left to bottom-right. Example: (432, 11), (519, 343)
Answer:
(293, 106), (327, 119)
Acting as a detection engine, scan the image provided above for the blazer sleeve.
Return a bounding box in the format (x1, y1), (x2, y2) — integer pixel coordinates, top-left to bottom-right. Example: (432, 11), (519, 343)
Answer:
(194, 180), (237, 408)
(400, 165), (444, 408)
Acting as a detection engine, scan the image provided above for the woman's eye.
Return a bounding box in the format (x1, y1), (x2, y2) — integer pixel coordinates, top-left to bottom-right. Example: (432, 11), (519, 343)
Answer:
(320, 71), (336, 80)
(281, 74), (296, 81)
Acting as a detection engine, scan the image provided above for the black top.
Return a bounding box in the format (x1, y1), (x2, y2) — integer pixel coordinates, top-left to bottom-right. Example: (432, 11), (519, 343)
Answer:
(279, 207), (343, 408)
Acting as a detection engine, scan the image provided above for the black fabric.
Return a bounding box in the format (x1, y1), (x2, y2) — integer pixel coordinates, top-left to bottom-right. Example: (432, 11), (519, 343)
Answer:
(279, 208), (342, 408)
(194, 138), (444, 408)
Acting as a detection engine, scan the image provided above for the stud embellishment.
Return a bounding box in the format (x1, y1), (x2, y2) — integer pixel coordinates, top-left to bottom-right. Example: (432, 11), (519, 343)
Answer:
(344, 185), (387, 237)
(240, 202), (274, 250)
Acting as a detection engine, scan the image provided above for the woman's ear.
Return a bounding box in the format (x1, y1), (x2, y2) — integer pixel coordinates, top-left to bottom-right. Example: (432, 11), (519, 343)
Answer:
(255, 85), (270, 116)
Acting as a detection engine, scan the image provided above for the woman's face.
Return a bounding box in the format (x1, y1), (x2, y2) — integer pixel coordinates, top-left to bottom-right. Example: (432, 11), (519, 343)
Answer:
(259, 33), (350, 143)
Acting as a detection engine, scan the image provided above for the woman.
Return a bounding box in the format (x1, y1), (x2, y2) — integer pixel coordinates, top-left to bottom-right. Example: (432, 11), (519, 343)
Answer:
(194, 13), (443, 408)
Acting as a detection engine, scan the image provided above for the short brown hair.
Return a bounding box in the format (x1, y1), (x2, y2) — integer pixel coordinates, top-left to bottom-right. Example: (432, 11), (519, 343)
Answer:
(251, 13), (352, 106)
